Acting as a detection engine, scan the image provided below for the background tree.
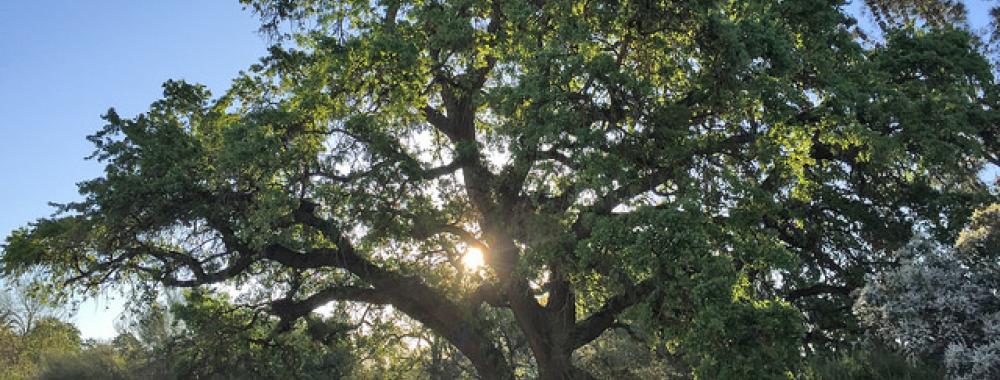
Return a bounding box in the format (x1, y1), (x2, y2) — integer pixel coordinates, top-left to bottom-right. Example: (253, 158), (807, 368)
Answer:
(1, 279), (68, 335)
(0, 278), (79, 380)
(0, 281), (358, 380)
(0, 316), (81, 379)
(111, 290), (357, 380)
(2, 0), (998, 379)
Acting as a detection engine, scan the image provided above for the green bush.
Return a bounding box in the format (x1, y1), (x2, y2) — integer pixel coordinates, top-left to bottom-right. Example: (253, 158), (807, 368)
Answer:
(804, 346), (944, 380)
(38, 345), (131, 380)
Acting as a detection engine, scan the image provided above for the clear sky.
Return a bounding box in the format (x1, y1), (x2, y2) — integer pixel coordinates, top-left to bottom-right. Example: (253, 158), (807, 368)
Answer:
(0, 0), (267, 339)
(1, 1), (997, 341)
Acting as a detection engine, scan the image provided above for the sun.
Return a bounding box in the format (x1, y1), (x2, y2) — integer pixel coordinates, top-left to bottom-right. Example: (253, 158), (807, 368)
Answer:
(462, 246), (486, 271)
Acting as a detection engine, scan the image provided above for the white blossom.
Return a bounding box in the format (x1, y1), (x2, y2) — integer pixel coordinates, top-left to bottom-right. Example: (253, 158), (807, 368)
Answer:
(854, 238), (1000, 379)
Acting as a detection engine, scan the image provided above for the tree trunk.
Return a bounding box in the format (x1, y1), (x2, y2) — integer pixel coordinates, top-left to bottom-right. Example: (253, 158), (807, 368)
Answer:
(534, 349), (596, 380)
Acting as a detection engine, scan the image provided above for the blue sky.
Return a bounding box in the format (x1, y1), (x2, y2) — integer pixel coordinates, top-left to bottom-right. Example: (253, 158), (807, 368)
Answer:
(0, 1), (997, 341)
(0, 0), (267, 339)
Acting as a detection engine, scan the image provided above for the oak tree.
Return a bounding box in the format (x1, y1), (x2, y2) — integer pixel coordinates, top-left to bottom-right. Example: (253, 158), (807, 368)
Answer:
(4, 0), (999, 378)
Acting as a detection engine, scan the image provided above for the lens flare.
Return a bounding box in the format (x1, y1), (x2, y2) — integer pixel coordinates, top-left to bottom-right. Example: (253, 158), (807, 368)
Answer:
(462, 247), (485, 271)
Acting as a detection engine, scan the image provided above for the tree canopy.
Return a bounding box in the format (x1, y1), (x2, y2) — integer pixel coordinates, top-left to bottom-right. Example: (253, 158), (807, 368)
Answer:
(3, 0), (999, 378)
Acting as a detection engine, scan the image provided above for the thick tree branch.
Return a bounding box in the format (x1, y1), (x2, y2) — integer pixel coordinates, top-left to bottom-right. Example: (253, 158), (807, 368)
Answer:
(571, 280), (657, 349)
(271, 285), (389, 330)
(279, 203), (515, 378)
(132, 242), (253, 288)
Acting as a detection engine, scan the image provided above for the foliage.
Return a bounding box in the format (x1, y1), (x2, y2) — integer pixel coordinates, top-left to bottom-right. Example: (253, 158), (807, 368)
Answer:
(162, 290), (356, 379)
(0, 317), (82, 380)
(854, 209), (1000, 379)
(92, 290), (357, 380)
(11, 290), (357, 380)
(573, 328), (690, 379)
(39, 344), (132, 380)
(862, 0), (1000, 52)
(955, 203), (1000, 272)
(803, 344), (944, 380)
(0, 324), (29, 379)
(3, 0), (999, 378)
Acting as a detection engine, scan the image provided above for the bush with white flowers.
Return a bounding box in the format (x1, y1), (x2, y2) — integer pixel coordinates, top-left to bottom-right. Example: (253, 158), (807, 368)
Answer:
(854, 205), (1000, 380)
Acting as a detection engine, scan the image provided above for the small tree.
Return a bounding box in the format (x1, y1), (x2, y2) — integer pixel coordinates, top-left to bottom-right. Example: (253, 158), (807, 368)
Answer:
(0, 280), (68, 335)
